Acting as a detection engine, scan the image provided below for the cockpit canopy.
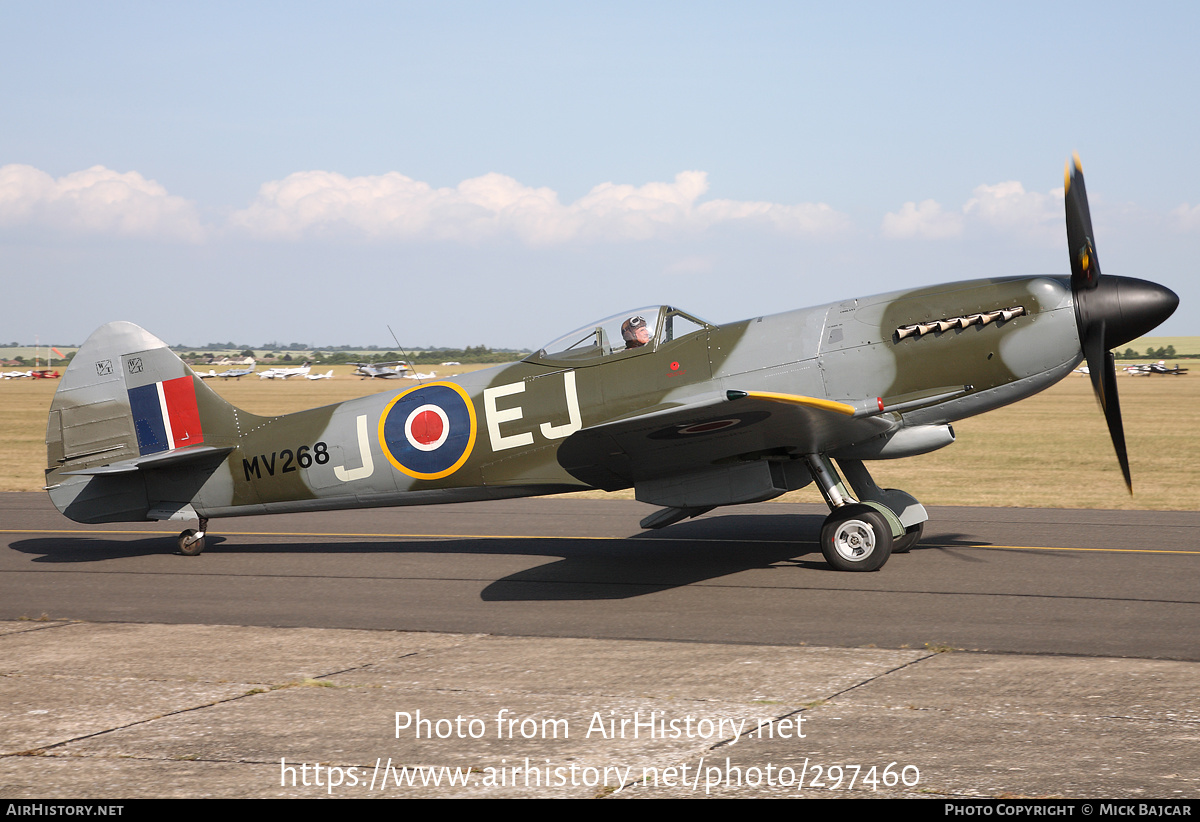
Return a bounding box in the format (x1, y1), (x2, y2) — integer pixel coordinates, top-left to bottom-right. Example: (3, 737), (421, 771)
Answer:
(525, 306), (712, 365)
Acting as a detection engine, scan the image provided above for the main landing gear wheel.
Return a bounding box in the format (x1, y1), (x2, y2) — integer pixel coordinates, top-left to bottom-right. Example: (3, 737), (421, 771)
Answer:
(820, 504), (893, 572)
(892, 521), (924, 554)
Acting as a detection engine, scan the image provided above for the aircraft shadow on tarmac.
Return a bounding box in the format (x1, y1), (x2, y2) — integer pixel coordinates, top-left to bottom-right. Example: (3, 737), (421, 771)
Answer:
(9, 515), (990, 601)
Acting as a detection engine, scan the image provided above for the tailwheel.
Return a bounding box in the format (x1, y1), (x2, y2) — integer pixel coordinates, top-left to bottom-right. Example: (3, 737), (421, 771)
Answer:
(820, 504), (892, 572)
(892, 521), (924, 554)
(178, 530), (204, 556)
(178, 517), (208, 556)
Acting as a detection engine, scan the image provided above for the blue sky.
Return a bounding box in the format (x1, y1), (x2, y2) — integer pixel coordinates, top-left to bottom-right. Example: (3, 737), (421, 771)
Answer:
(2, 2), (1196, 349)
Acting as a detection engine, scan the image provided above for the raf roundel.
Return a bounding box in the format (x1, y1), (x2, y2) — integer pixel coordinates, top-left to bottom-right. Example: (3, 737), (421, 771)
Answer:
(379, 383), (477, 480)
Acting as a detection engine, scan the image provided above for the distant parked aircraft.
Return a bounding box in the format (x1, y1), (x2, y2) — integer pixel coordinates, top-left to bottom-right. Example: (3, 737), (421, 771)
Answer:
(217, 365), (256, 380)
(258, 363), (311, 380)
(350, 361), (410, 379)
(1124, 361), (1188, 376)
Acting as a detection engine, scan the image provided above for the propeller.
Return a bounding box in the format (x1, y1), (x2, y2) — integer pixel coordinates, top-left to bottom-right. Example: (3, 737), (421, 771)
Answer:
(1065, 154), (1179, 491)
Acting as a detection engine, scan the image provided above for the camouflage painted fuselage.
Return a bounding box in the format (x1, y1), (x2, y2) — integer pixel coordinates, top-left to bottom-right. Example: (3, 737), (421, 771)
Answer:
(46, 275), (1080, 525)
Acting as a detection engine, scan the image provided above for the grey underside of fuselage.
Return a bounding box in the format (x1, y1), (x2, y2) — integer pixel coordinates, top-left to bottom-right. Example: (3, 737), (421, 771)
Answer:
(193, 483), (587, 519)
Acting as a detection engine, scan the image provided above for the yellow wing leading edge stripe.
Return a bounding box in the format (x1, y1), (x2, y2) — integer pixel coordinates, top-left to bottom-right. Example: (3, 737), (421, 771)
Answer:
(741, 390), (856, 416)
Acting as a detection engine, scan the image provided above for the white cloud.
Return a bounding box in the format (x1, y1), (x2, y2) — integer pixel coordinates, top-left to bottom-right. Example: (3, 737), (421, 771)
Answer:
(0, 163), (851, 246)
(0, 164), (203, 241)
(882, 199), (964, 239)
(229, 169), (849, 244)
(1171, 203), (1200, 230)
(883, 181), (1063, 243)
(696, 198), (851, 235)
(964, 181), (1061, 241)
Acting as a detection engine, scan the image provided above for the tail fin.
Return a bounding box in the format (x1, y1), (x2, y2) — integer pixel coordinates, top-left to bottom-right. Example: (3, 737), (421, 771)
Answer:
(46, 322), (247, 523)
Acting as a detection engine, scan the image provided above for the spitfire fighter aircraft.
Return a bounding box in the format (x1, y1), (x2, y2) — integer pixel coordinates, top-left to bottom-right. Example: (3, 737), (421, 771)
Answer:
(44, 158), (1178, 571)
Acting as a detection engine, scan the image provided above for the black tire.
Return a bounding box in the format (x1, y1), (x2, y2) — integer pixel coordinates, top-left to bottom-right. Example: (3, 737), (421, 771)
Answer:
(820, 504), (893, 571)
(892, 521), (924, 554)
(178, 529), (205, 556)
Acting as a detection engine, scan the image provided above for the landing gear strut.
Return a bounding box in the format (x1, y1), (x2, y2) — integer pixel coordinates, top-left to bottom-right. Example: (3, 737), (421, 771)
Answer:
(178, 517), (208, 556)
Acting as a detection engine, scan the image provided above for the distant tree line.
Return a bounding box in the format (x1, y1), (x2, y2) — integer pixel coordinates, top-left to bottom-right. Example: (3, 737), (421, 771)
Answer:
(168, 343), (528, 364)
(5, 351), (76, 367)
(1119, 346), (1195, 359)
(309, 346), (528, 365)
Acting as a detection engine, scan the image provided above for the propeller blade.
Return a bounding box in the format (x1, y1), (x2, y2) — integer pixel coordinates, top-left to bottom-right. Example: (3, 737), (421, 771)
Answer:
(1065, 153), (1101, 293)
(1064, 154), (1178, 495)
(1065, 155), (1179, 491)
(1082, 317), (1107, 406)
(1082, 321), (1131, 492)
(1099, 351), (1132, 492)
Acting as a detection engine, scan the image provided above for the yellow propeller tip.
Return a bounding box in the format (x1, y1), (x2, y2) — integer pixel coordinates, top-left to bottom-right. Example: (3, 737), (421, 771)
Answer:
(1073, 152), (1083, 173)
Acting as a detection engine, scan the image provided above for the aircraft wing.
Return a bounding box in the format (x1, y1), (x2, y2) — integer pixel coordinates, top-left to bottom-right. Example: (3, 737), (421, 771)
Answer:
(556, 390), (898, 491)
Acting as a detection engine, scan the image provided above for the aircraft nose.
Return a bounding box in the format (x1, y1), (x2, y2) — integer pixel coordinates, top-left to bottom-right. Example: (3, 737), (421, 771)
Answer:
(1086, 276), (1180, 350)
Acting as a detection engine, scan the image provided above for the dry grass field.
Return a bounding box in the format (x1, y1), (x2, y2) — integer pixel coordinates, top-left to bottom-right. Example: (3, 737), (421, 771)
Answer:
(3, 366), (1197, 511)
(837, 373), (1199, 511)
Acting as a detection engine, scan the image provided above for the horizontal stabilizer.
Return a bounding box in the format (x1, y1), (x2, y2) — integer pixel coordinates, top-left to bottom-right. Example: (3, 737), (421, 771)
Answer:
(62, 445), (234, 476)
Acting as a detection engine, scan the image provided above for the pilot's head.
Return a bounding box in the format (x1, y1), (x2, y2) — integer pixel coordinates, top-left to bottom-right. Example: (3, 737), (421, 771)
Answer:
(622, 315), (651, 349)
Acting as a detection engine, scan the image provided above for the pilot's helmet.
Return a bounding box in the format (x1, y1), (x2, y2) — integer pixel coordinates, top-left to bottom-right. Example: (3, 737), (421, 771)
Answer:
(621, 315), (648, 345)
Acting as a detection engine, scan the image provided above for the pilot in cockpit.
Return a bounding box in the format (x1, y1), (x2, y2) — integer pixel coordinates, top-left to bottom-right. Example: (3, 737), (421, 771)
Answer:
(621, 315), (652, 349)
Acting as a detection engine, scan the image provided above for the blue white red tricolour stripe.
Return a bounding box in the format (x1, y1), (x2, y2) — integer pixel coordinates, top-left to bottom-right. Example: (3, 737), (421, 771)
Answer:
(128, 376), (204, 455)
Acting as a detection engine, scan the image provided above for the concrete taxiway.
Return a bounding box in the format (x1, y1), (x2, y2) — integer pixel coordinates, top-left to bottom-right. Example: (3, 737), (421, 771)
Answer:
(1, 494), (1198, 798)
